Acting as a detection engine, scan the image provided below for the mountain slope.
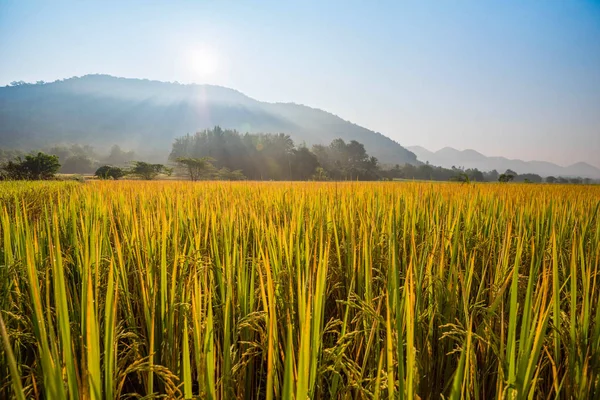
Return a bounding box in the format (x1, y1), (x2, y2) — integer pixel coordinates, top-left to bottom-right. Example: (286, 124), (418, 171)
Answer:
(407, 146), (600, 178)
(0, 75), (418, 165)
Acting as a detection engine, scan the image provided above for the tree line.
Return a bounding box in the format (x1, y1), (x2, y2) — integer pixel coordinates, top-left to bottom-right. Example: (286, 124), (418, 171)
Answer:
(0, 126), (597, 183)
(167, 127), (597, 183)
(169, 127), (381, 181)
(0, 144), (137, 174)
(0, 153), (172, 181)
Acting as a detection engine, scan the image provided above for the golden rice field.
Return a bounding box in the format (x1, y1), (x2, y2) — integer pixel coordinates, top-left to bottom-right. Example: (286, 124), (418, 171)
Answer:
(0, 181), (599, 399)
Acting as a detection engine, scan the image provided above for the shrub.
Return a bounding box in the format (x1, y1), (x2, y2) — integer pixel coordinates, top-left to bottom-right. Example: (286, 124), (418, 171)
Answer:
(95, 165), (126, 180)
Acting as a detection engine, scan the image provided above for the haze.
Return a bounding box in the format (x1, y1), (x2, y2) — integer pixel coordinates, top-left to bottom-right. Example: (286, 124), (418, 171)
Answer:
(1, 0), (599, 167)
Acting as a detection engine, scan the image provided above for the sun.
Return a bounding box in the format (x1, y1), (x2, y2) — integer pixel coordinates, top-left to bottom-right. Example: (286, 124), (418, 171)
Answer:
(187, 46), (219, 77)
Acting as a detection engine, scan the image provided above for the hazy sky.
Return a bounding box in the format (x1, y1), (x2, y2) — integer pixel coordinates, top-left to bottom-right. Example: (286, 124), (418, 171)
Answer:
(1, 0), (599, 167)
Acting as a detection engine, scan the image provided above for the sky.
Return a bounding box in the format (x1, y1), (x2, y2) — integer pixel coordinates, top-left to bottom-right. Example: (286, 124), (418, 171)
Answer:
(1, 0), (599, 167)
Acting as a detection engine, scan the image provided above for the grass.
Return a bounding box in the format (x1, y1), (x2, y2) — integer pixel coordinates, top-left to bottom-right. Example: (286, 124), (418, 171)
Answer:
(0, 180), (599, 399)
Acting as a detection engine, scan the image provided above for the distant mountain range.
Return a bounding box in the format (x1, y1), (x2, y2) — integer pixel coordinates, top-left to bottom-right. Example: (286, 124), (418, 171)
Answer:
(0, 75), (418, 165)
(407, 146), (600, 179)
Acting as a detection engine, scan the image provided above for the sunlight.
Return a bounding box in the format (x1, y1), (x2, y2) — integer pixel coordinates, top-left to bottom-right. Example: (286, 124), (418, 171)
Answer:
(187, 46), (219, 78)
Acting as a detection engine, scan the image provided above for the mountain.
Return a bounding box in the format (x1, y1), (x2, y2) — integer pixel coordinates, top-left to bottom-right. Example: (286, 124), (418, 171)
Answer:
(407, 146), (600, 179)
(0, 75), (418, 165)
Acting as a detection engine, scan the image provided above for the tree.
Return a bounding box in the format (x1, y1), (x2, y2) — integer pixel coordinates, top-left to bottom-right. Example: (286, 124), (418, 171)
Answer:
(104, 145), (136, 166)
(175, 157), (214, 181)
(515, 173), (542, 183)
(1, 152), (61, 180)
(311, 167), (329, 181)
(95, 165), (126, 180)
(290, 147), (319, 180)
(61, 155), (95, 174)
(130, 161), (172, 180)
(215, 167), (246, 180)
(465, 168), (484, 182)
(498, 173), (514, 183)
(545, 176), (557, 184)
(311, 138), (379, 180)
(0, 149), (24, 164)
(484, 169), (499, 182)
(170, 127), (295, 180)
(450, 172), (471, 183)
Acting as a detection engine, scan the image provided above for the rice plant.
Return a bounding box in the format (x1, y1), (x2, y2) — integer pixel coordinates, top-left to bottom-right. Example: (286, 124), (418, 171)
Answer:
(0, 181), (599, 399)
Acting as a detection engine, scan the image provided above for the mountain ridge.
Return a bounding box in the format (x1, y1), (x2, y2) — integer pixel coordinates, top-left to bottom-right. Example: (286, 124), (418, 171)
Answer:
(0, 74), (418, 165)
(407, 145), (600, 178)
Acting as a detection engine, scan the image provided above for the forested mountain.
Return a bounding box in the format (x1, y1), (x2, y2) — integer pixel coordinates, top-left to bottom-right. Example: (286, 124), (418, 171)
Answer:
(408, 146), (600, 179)
(0, 75), (418, 165)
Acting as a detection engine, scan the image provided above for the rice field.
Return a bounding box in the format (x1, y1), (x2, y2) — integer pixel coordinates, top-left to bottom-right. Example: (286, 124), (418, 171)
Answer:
(0, 181), (599, 399)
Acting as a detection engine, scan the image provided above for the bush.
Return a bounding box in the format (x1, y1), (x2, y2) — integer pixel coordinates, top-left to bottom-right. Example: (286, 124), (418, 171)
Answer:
(95, 165), (126, 180)
(498, 173), (514, 183)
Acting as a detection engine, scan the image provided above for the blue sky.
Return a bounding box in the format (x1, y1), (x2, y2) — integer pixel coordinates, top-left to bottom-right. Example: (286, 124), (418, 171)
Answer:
(1, 0), (599, 166)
